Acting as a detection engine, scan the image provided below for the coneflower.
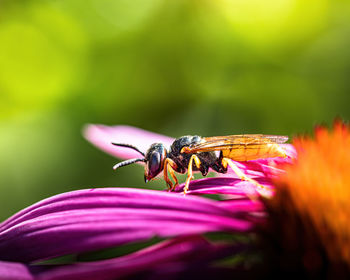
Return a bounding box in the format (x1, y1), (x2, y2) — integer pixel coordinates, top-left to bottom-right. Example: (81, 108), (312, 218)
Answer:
(0, 124), (305, 279)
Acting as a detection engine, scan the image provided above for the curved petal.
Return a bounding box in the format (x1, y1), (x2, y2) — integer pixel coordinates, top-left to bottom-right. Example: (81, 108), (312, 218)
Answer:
(0, 261), (35, 280)
(83, 124), (174, 160)
(36, 236), (239, 280)
(0, 237), (247, 280)
(0, 188), (258, 263)
(174, 176), (274, 198)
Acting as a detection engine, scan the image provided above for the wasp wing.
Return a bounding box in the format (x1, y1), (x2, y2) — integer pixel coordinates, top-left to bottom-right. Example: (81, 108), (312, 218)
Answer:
(183, 134), (288, 153)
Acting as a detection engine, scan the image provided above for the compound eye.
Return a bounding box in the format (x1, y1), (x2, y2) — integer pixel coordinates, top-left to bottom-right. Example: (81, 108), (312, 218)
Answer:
(148, 152), (161, 177)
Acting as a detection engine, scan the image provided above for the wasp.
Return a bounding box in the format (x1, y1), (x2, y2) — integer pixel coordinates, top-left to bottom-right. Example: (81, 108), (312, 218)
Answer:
(112, 134), (288, 194)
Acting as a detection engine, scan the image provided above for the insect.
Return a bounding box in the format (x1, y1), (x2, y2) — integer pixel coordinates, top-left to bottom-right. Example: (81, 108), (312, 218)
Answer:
(112, 134), (288, 194)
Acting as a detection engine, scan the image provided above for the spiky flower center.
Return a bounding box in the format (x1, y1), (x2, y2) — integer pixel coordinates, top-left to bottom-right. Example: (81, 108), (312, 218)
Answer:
(271, 121), (350, 268)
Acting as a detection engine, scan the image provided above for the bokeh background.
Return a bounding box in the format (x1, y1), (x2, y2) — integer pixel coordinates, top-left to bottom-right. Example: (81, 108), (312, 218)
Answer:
(0, 0), (349, 220)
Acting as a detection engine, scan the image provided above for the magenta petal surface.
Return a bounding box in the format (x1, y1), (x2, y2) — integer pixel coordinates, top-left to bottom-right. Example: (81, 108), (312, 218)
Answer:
(36, 236), (233, 280)
(173, 176), (275, 198)
(0, 188), (257, 263)
(83, 124), (174, 160)
(0, 261), (35, 280)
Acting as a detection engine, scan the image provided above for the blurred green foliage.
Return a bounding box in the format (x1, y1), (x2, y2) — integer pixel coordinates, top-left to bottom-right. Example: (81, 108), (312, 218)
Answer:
(0, 0), (349, 220)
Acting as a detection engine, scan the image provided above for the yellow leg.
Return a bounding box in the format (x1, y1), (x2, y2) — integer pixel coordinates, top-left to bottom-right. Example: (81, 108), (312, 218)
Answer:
(183, 155), (201, 194)
(163, 158), (179, 191)
(163, 160), (172, 190)
(169, 168), (178, 191)
(222, 158), (268, 196)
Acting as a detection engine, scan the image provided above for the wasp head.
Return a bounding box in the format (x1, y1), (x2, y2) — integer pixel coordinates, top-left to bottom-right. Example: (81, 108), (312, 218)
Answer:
(112, 142), (167, 183)
(144, 143), (167, 183)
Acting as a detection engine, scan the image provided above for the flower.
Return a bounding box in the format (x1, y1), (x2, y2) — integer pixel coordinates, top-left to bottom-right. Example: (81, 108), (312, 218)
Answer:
(261, 121), (350, 278)
(0, 124), (293, 279)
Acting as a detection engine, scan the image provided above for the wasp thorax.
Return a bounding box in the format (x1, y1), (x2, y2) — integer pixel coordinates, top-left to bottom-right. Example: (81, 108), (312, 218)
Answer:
(144, 143), (167, 182)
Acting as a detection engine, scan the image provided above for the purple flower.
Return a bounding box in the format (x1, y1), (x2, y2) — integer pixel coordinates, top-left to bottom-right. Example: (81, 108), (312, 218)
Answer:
(0, 125), (293, 279)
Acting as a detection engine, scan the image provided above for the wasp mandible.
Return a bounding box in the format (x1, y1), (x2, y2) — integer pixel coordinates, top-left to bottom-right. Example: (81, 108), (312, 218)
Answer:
(112, 134), (288, 194)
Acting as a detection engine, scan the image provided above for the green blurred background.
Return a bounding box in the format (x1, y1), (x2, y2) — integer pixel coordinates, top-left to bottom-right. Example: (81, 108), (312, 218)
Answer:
(0, 0), (349, 220)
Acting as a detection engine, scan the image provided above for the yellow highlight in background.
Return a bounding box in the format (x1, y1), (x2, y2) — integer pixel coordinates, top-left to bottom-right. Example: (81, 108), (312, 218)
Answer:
(216, 0), (328, 48)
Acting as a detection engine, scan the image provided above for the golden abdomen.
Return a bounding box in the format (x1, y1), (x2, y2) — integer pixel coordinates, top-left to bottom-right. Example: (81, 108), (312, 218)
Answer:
(222, 144), (286, 161)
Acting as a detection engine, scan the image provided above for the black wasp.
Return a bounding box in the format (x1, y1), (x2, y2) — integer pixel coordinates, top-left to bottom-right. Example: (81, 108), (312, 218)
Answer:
(112, 134), (288, 193)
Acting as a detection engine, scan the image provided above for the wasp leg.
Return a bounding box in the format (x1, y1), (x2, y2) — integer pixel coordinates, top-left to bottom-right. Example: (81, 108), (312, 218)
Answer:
(184, 155), (201, 194)
(168, 167), (179, 191)
(163, 158), (179, 191)
(221, 158), (269, 197)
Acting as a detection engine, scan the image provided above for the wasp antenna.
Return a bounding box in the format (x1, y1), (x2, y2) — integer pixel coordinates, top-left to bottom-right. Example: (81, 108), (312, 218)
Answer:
(111, 143), (145, 157)
(113, 158), (145, 170)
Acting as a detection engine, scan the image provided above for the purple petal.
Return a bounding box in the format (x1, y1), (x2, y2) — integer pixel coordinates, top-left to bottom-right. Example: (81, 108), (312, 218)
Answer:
(83, 124), (174, 160)
(0, 188), (258, 263)
(174, 177), (274, 198)
(0, 187), (245, 231)
(36, 236), (236, 280)
(0, 261), (34, 280)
